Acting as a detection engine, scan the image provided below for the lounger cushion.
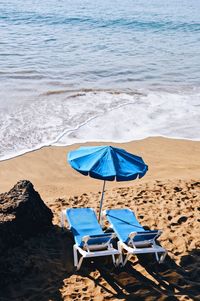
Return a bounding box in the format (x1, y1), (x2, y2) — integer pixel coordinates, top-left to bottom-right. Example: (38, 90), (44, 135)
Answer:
(106, 209), (159, 243)
(66, 208), (110, 247)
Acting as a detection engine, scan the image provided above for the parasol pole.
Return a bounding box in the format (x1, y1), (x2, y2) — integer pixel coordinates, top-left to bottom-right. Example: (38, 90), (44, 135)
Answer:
(99, 180), (106, 225)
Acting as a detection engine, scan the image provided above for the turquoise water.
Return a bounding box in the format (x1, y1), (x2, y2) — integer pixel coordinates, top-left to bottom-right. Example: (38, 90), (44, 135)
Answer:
(0, 0), (200, 160)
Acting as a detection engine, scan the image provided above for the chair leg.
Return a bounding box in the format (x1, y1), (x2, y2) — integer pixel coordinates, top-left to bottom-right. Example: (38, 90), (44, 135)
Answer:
(155, 251), (159, 262)
(73, 245), (85, 270)
(123, 253), (132, 266)
(73, 244), (78, 269)
(106, 243), (117, 267)
(154, 250), (168, 263)
(159, 251), (167, 263)
(111, 253), (116, 266)
(117, 241), (124, 266)
(77, 256), (84, 270)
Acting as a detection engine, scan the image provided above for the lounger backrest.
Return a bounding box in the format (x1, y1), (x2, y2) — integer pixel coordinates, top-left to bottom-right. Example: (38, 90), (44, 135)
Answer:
(105, 209), (144, 243)
(66, 208), (104, 246)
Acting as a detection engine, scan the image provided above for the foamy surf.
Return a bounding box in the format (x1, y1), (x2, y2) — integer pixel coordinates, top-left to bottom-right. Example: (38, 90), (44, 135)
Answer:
(0, 89), (199, 161)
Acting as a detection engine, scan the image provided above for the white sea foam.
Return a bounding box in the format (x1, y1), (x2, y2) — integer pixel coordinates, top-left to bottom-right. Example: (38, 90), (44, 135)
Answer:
(0, 89), (199, 161)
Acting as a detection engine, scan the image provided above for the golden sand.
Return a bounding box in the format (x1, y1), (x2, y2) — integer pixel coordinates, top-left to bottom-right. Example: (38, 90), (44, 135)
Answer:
(1, 137), (200, 300)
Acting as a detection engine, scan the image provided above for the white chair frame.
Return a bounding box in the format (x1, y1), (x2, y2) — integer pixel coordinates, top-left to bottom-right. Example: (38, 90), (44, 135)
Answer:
(61, 209), (120, 270)
(104, 210), (167, 266)
(117, 230), (167, 266)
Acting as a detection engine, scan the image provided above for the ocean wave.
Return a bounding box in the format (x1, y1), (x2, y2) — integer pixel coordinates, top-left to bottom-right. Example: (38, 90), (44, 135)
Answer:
(41, 88), (144, 97)
(1, 8), (200, 32)
(0, 89), (199, 161)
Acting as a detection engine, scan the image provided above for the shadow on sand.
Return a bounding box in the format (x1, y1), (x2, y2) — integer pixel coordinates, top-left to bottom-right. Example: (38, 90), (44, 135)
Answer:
(1, 226), (74, 301)
(79, 249), (200, 301)
(1, 226), (199, 301)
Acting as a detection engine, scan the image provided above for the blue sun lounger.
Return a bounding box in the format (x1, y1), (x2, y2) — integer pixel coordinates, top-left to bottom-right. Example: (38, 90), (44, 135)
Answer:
(61, 208), (119, 270)
(105, 208), (167, 265)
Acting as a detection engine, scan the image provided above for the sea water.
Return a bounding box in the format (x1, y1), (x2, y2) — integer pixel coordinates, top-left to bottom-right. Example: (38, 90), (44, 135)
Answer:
(0, 0), (200, 160)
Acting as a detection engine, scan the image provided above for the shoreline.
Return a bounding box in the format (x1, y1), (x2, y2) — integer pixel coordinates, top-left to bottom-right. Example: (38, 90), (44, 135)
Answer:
(1, 136), (200, 203)
(1, 134), (200, 163)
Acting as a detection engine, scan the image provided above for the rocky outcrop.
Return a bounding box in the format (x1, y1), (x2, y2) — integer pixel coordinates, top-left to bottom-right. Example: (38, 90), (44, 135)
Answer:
(0, 180), (53, 253)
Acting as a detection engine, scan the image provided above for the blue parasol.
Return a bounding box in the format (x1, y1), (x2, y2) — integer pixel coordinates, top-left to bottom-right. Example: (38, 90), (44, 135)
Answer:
(67, 145), (148, 223)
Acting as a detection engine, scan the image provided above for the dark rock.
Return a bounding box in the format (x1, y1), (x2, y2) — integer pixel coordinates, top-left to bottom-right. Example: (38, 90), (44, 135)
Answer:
(0, 180), (53, 253)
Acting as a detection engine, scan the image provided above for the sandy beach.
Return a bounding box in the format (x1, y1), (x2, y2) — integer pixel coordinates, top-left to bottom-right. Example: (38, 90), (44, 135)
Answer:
(1, 137), (200, 201)
(0, 137), (200, 300)
(1, 0), (200, 299)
